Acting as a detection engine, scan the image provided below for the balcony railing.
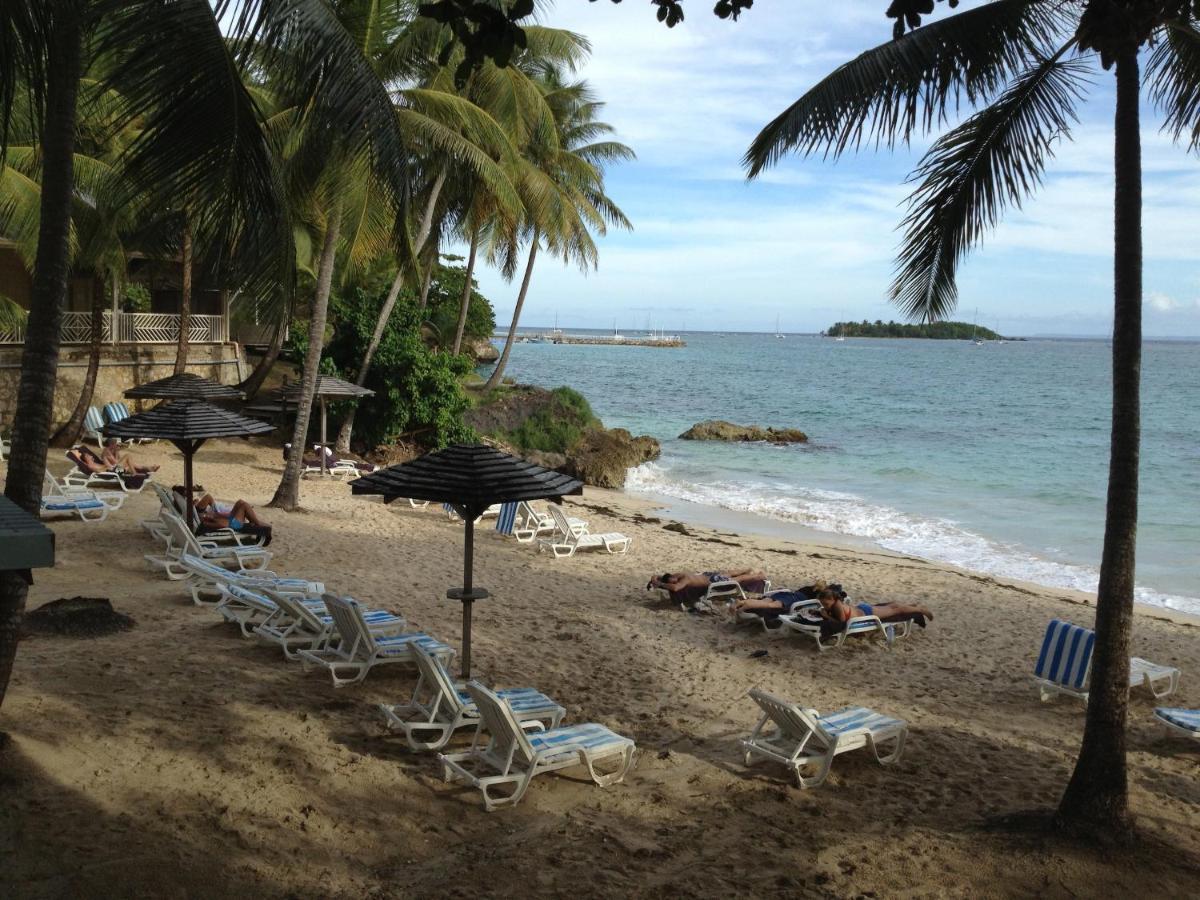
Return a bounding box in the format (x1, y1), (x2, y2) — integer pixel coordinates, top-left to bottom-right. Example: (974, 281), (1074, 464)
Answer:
(0, 311), (227, 345)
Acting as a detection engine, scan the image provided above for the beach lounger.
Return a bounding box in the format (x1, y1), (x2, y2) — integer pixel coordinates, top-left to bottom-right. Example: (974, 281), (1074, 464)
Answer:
(296, 593), (454, 687)
(40, 492), (112, 523)
(1033, 619), (1180, 703)
(439, 681), (635, 811)
(172, 553), (323, 606)
(539, 506), (630, 558)
(740, 688), (907, 789)
(408, 499), (429, 509)
(511, 501), (587, 543)
(253, 587), (408, 659)
(44, 469), (125, 510)
(379, 644), (565, 751)
(63, 448), (148, 493)
(444, 502), (503, 522)
(83, 406), (106, 443)
(0, 433), (9, 459)
(1154, 708), (1200, 741)
(776, 605), (908, 650)
(145, 513), (273, 579)
(103, 402), (152, 443)
(213, 583), (326, 637)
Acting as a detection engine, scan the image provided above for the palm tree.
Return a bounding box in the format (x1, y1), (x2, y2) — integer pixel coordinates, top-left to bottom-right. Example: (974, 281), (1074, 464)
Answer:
(484, 75), (633, 391)
(744, 0), (1200, 840)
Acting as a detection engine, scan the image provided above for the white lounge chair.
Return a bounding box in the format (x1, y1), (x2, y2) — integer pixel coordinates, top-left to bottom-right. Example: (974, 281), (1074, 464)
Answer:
(40, 491), (112, 523)
(253, 588), (408, 659)
(83, 406), (106, 443)
(443, 502), (503, 521)
(1033, 619), (1180, 703)
(103, 402), (153, 443)
(143, 486), (262, 550)
(145, 513), (272, 580)
(740, 689), (907, 789)
(439, 681), (635, 811)
(1154, 708), (1200, 740)
(776, 604), (909, 650)
(511, 501), (587, 543)
(379, 644), (565, 752)
(296, 593), (454, 687)
(172, 552), (323, 606)
(0, 434), (10, 459)
(539, 506), (630, 558)
(63, 448), (149, 493)
(44, 469), (125, 510)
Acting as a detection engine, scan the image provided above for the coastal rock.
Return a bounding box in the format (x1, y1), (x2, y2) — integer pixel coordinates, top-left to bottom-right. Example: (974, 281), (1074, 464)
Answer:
(462, 385), (557, 435)
(679, 419), (808, 445)
(563, 428), (661, 489)
(523, 449), (567, 472)
(468, 337), (499, 362)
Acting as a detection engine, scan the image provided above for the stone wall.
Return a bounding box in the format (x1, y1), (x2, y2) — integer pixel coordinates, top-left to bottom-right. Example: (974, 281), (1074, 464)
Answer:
(0, 343), (246, 428)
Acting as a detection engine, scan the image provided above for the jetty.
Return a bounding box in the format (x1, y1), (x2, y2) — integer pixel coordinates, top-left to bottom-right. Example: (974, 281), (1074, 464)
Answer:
(499, 330), (686, 348)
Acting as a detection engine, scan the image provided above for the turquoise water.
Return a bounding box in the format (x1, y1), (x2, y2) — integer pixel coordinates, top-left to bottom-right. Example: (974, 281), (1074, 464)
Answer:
(484, 331), (1200, 615)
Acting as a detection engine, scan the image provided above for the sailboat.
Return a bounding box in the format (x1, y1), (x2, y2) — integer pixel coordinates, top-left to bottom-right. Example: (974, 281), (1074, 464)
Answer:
(774, 314), (785, 339)
(971, 309), (984, 346)
(611, 318), (624, 341)
(832, 323), (846, 341)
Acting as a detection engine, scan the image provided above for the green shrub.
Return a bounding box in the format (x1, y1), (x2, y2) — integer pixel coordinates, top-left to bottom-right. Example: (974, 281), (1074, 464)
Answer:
(505, 387), (599, 454)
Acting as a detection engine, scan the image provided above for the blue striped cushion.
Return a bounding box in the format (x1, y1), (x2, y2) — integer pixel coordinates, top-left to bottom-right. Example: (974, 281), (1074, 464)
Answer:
(1035, 620), (1095, 690)
(457, 687), (556, 714)
(495, 502), (518, 535)
(375, 633), (450, 656)
(818, 706), (905, 736)
(84, 407), (105, 434)
(44, 498), (103, 511)
(528, 722), (629, 755)
(1156, 708), (1200, 733)
(103, 402), (129, 424)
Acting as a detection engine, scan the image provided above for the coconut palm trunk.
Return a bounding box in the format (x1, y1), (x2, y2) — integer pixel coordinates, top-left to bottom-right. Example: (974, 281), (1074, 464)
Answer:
(51, 274), (109, 447)
(1057, 46), (1141, 841)
(484, 237), (538, 391)
(334, 170), (446, 453)
(0, 6), (83, 712)
(416, 247), (436, 312)
(270, 199), (342, 511)
(173, 212), (192, 374)
(450, 227), (480, 355)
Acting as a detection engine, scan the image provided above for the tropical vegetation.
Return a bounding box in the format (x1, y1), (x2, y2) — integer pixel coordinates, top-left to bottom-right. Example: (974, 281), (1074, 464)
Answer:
(745, 0), (1200, 841)
(828, 320), (1001, 340)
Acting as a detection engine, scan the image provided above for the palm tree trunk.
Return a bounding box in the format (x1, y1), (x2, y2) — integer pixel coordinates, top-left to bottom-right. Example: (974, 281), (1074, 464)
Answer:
(51, 274), (108, 447)
(1056, 46), (1141, 842)
(239, 305), (289, 400)
(484, 238), (538, 391)
(173, 212), (192, 374)
(269, 199), (342, 511)
(0, 7), (83, 712)
(333, 169), (446, 453)
(416, 246), (436, 312)
(450, 227), (479, 355)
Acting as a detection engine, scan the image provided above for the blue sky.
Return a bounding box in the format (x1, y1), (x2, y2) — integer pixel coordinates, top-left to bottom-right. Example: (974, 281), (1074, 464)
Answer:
(465, 1), (1200, 337)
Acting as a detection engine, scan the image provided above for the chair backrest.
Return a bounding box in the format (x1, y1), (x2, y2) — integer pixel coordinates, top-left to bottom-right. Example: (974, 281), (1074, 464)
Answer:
(465, 681), (537, 764)
(321, 593), (376, 659)
(164, 512), (204, 556)
(223, 583), (277, 615)
(495, 502), (519, 535)
(178, 552), (234, 583)
(152, 482), (174, 510)
(548, 505), (578, 545)
(748, 688), (831, 748)
(1034, 619), (1095, 691)
(84, 406), (105, 435)
(264, 588), (325, 634)
(103, 402), (129, 424)
(412, 644), (467, 714)
(43, 469), (65, 497)
(65, 448), (90, 474)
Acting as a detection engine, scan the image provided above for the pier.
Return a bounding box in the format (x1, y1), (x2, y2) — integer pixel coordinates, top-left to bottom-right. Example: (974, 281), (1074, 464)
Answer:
(496, 330), (686, 348)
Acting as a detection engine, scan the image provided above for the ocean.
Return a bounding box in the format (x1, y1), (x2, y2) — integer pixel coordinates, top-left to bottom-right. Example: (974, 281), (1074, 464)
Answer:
(485, 330), (1200, 617)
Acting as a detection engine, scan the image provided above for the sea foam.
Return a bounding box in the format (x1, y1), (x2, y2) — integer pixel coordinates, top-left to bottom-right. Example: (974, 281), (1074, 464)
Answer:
(626, 461), (1200, 618)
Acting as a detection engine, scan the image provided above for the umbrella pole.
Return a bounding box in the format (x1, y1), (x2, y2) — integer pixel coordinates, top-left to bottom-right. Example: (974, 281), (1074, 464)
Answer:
(462, 515), (474, 678)
(320, 398), (328, 476)
(176, 439), (197, 533)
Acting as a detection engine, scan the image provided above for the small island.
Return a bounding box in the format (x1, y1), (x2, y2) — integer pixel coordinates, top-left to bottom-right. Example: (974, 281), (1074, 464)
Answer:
(827, 320), (1004, 340)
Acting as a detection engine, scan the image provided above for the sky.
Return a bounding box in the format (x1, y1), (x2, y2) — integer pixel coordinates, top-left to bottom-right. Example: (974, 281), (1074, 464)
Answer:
(463, 1), (1200, 338)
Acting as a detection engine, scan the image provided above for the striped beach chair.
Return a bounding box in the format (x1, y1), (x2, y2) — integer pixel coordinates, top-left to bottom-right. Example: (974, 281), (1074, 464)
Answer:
(538, 505), (630, 558)
(252, 588), (408, 660)
(83, 406), (106, 442)
(1154, 708), (1200, 740)
(439, 681), (635, 811)
(740, 689), (908, 789)
(173, 552), (323, 607)
(103, 402), (152, 443)
(380, 644), (565, 751)
(40, 493), (112, 523)
(495, 502), (519, 537)
(1033, 619), (1180, 703)
(296, 593), (454, 688)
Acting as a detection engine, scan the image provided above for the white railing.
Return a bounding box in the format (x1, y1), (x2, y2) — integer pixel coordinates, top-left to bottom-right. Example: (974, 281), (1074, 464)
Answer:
(0, 312), (227, 345)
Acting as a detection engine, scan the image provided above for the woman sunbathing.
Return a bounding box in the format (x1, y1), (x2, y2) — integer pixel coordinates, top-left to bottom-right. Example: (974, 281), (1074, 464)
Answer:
(730, 580), (835, 616)
(101, 439), (159, 474)
(647, 568), (768, 594)
(818, 589), (933, 627)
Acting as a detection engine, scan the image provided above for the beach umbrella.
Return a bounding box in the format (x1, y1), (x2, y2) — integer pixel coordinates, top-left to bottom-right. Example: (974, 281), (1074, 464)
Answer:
(350, 444), (583, 677)
(103, 399), (273, 531)
(124, 372), (245, 401)
(278, 375), (374, 475)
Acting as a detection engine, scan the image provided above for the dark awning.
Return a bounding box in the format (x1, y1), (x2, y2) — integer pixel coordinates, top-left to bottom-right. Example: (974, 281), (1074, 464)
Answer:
(0, 496), (55, 575)
(103, 398), (273, 442)
(279, 375), (375, 400)
(124, 373), (245, 401)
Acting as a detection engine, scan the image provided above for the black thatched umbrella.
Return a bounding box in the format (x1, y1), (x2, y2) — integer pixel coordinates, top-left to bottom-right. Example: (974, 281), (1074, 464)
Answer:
(350, 444), (583, 677)
(279, 375), (374, 475)
(124, 372), (245, 401)
(104, 399), (273, 531)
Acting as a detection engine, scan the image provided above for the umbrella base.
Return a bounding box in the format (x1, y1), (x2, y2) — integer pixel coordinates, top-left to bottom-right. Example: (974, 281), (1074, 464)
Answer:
(446, 588), (489, 602)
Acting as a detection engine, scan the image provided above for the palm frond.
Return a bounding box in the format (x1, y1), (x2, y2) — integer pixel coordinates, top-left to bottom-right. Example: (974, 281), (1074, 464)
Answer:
(744, 0), (1067, 176)
(892, 45), (1087, 322)
(1147, 21), (1200, 151)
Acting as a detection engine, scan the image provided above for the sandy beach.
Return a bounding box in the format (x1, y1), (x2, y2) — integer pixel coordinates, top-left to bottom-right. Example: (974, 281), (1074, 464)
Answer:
(3, 439), (1198, 898)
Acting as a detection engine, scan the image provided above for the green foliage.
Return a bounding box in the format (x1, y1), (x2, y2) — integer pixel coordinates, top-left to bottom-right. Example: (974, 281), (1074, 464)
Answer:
(504, 386), (598, 454)
(122, 281), (151, 313)
(325, 278), (476, 449)
(828, 319), (1000, 340)
(424, 256), (496, 348)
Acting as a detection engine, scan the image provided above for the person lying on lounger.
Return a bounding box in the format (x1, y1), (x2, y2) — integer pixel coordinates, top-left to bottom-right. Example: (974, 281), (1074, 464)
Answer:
(816, 588), (933, 627)
(647, 568), (768, 594)
(729, 580), (836, 616)
(101, 438), (159, 473)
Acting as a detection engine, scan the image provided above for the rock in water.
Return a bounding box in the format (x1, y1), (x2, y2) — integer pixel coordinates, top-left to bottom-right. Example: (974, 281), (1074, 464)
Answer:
(564, 428), (661, 488)
(23, 597), (135, 638)
(678, 419), (808, 444)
